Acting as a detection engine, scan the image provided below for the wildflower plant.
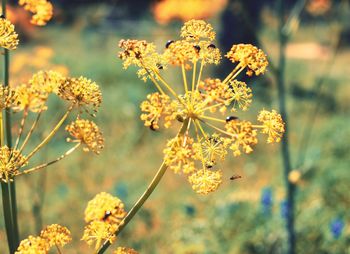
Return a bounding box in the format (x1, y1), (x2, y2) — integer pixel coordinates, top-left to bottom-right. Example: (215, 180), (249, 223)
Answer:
(89, 19), (285, 254)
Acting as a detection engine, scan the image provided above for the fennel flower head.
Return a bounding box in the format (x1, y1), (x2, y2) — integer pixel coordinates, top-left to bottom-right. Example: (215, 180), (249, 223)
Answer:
(118, 19), (285, 195)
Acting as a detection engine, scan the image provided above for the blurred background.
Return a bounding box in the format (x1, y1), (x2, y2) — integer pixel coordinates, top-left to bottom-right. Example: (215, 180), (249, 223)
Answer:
(1, 0), (350, 253)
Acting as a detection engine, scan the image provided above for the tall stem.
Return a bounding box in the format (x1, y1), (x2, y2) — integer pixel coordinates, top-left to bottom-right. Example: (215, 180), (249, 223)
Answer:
(277, 1), (295, 254)
(97, 119), (190, 254)
(1, 0), (20, 251)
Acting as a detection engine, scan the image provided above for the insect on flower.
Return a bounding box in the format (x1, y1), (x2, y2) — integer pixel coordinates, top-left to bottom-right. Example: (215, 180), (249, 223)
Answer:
(118, 19), (285, 194)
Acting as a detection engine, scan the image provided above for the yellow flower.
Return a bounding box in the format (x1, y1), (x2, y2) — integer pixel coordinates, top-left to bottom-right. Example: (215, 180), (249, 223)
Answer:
(19, 0), (53, 26)
(163, 136), (198, 174)
(188, 169), (222, 194)
(120, 20), (284, 194)
(225, 120), (258, 156)
(225, 44), (268, 76)
(12, 83), (49, 112)
(0, 146), (27, 182)
(118, 39), (164, 81)
(84, 192), (126, 224)
(58, 76), (102, 112)
(29, 70), (65, 94)
(15, 236), (49, 254)
(140, 92), (177, 129)
(180, 19), (216, 41)
(66, 119), (104, 154)
(82, 220), (118, 247)
(0, 84), (16, 110)
(0, 17), (19, 50)
(257, 110), (285, 143)
(40, 224), (72, 248)
(114, 247), (139, 254)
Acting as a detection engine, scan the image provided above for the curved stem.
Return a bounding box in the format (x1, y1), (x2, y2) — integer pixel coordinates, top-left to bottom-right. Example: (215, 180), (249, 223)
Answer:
(13, 107), (29, 152)
(181, 64), (188, 93)
(18, 109), (43, 154)
(23, 105), (73, 163)
(19, 143), (81, 176)
(97, 119), (189, 254)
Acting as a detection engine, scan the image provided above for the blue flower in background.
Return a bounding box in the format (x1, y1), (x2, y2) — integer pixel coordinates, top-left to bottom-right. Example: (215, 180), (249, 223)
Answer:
(280, 200), (289, 219)
(261, 187), (273, 214)
(330, 218), (344, 239)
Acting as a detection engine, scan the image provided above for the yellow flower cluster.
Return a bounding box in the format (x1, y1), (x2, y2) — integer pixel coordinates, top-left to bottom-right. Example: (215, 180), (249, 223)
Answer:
(0, 146), (27, 182)
(119, 20), (285, 194)
(58, 76), (102, 113)
(0, 17), (19, 50)
(16, 224), (71, 254)
(19, 0), (53, 26)
(66, 119), (104, 154)
(82, 192), (127, 249)
(0, 84), (16, 110)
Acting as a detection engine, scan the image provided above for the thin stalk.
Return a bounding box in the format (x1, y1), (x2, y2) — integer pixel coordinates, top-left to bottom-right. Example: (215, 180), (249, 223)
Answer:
(195, 60), (204, 90)
(24, 105), (73, 163)
(200, 115), (226, 123)
(192, 61), (197, 92)
(19, 143), (81, 175)
(13, 107), (29, 151)
(18, 109), (43, 154)
(277, 1), (295, 254)
(1, 110), (16, 253)
(181, 64), (188, 93)
(55, 243), (62, 254)
(222, 63), (243, 84)
(2, 0), (20, 250)
(97, 119), (190, 254)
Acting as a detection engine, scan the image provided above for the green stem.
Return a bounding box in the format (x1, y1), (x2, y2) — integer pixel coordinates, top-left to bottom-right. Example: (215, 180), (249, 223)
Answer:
(97, 119), (190, 254)
(1, 0), (19, 251)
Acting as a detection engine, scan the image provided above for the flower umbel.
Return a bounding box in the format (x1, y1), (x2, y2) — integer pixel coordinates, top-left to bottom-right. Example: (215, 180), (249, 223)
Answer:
(119, 19), (285, 194)
(66, 119), (104, 154)
(19, 0), (53, 26)
(0, 17), (19, 50)
(15, 236), (49, 254)
(0, 146), (27, 182)
(40, 224), (72, 248)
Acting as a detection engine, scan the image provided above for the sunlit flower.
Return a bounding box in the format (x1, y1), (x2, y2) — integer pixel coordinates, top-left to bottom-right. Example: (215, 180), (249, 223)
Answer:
(120, 20), (285, 194)
(140, 92), (177, 129)
(0, 85), (16, 110)
(58, 77), (102, 112)
(114, 247), (139, 254)
(164, 136), (198, 174)
(12, 83), (48, 112)
(82, 220), (118, 247)
(19, 0), (53, 26)
(181, 19), (216, 41)
(188, 169), (222, 194)
(226, 44), (268, 76)
(257, 110), (285, 143)
(0, 146), (27, 182)
(29, 70), (65, 94)
(15, 236), (49, 254)
(118, 39), (164, 81)
(84, 192), (126, 224)
(66, 119), (104, 154)
(40, 224), (72, 248)
(225, 120), (258, 156)
(0, 17), (19, 50)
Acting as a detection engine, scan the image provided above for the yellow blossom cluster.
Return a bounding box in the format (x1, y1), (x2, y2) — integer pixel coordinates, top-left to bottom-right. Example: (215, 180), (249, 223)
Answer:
(118, 19), (285, 194)
(66, 119), (104, 154)
(0, 70), (103, 183)
(82, 192), (127, 250)
(16, 224), (71, 253)
(19, 0), (53, 26)
(0, 17), (19, 50)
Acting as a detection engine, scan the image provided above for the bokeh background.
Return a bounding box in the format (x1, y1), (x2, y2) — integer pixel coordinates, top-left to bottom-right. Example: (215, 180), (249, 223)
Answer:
(1, 0), (350, 253)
